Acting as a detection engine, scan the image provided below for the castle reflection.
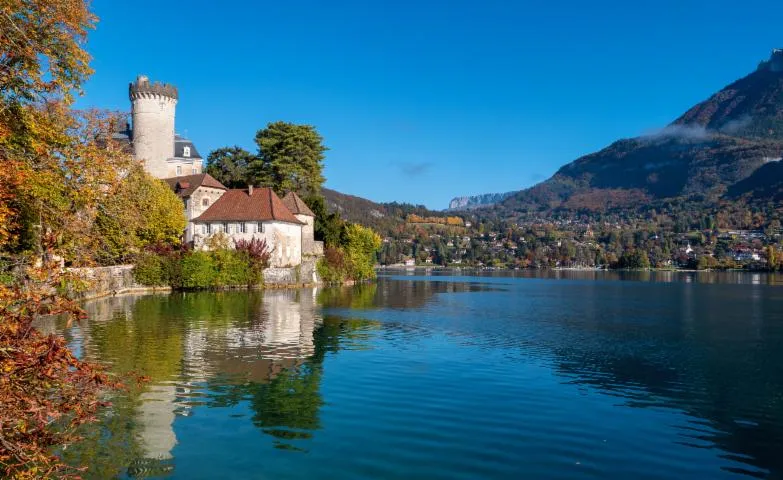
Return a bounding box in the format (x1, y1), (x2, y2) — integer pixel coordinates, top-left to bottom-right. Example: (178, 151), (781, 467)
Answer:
(44, 288), (367, 477)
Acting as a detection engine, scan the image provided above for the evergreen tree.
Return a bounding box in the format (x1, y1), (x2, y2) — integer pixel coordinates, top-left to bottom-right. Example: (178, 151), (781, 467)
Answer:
(251, 121), (327, 197)
(205, 146), (255, 188)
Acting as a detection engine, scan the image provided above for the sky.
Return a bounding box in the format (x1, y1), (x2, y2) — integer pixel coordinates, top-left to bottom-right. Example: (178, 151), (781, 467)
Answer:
(76, 0), (783, 209)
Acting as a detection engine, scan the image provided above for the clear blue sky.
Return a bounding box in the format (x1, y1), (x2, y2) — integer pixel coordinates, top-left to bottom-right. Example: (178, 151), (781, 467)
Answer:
(77, 0), (783, 209)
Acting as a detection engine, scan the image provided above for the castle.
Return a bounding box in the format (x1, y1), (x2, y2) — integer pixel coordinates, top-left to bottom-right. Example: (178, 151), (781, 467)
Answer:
(120, 75), (321, 267)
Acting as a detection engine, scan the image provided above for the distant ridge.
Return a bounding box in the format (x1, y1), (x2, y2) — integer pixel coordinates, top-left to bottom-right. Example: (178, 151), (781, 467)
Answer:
(447, 191), (515, 211)
(486, 49), (783, 216)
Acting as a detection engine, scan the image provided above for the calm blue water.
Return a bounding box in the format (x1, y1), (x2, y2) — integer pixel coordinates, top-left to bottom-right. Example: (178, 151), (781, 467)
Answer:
(44, 271), (783, 479)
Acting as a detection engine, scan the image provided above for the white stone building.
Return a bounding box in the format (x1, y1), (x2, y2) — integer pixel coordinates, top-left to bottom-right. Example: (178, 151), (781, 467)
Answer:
(164, 174), (227, 244)
(121, 74), (322, 267)
(191, 186), (305, 267)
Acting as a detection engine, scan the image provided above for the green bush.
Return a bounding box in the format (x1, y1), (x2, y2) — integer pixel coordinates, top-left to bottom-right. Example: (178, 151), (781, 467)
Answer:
(134, 248), (265, 290)
(180, 251), (217, 289)
(133, 253), (168, 286)
(213, 249), (254, 287)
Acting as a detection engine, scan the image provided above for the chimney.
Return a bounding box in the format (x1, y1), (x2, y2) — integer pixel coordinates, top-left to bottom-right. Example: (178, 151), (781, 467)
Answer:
(248, 185), (253, 195)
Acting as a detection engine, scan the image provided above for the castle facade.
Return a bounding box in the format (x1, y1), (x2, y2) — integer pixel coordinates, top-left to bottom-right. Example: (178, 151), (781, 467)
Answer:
(122, 75), (321, 267)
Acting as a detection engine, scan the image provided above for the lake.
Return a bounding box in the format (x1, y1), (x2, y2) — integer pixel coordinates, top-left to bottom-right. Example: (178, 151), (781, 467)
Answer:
(41, 271), (783, 479)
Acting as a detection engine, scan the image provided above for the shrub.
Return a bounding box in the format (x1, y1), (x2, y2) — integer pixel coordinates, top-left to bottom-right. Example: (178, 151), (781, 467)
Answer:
(318, 246), (348, 283)
(133, 252), (168, 286)
(213, 249), (253, 287)
(180, 251), (217, 289)
(135, 246), (268, 290)
(235, 237), (271, 282)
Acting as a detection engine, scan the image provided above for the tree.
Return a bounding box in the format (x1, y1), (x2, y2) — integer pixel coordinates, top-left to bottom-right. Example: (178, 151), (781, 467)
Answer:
(0, 1), (126, 477)
(94, 166), (187, 264)
(343, 224), (382, 281)
(617, 249), (651, 269)
(0, 0), (94, 107)
(205, 146), (255, 188)
(303, 195), (345, 247)
(251, 121), (327, 197)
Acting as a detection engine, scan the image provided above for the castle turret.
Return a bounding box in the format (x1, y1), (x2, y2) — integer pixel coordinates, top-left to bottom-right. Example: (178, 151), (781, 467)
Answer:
(129, 75), (178, 178)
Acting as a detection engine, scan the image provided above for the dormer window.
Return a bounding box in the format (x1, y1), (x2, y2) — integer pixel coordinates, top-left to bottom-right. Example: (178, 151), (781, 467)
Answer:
(183, 146), (191, 157)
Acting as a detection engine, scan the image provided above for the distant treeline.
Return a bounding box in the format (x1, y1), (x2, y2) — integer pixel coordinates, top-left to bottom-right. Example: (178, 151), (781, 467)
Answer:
(406, 214), (464, 226)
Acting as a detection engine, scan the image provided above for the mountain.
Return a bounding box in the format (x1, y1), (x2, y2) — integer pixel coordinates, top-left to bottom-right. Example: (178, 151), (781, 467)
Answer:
(447, 192), (515, 210)
(321, 188), (453, 236)
(674, 49), (783, 139)
(494, 49), (783, 217)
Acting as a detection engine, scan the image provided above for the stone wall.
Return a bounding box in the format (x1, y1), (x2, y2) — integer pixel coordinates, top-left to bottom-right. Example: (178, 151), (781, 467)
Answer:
(67, 265), (168, 301)
(71, 258), (321, 300)
(263, 256), (320, 287)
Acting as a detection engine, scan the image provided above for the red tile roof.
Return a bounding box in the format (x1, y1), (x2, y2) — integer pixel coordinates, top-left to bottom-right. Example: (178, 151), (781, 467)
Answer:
(193, 187), (303, 224)
(281, 192), (315, 217)
(164, 174), (227, 198)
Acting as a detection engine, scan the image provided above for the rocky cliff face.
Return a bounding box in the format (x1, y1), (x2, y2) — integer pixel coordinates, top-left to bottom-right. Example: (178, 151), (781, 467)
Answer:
(448, 192), (515, 210)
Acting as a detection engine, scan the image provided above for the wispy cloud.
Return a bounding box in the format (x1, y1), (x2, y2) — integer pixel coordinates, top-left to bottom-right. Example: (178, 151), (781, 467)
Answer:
(644, 115), (755, 141)
(719, 115), (752, 135)
(397, 161), (433, 178)
(645, 124), (712, 141)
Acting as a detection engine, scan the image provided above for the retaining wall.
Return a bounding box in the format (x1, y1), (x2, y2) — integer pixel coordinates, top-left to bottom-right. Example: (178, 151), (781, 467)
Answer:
(71, 257), (321, 300)
(67, 265), (168, 301)
(262, 256), (319, 288)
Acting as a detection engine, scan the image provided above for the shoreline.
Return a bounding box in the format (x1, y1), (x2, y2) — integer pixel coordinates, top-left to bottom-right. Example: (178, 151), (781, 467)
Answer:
(377, 265), (771, 274)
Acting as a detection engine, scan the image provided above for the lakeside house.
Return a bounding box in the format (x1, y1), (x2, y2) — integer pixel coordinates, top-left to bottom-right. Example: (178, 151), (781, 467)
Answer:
(121, 74), (322, 267)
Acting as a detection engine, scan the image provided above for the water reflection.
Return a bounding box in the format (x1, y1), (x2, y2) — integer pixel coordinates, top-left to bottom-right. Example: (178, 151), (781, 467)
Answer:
(43, 289), (379, 478)
(42, 273), (783, 479)
(382, 268), (783, 286)
(320, 276), (783, 479)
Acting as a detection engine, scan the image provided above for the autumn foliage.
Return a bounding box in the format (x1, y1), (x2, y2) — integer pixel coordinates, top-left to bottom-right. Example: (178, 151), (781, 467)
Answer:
(0, 1), (131, 477)
(406, 214), (464, 226)
(0, 267), (118, 479)
(234, 237), (272, 272)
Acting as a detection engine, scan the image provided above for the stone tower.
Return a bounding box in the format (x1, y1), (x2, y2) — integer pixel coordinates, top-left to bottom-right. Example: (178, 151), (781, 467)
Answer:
(129, 75), (178, 178)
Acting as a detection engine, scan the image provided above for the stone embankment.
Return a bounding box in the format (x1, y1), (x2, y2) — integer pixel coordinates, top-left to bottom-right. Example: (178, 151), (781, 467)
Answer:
(70, 256), (321, 301)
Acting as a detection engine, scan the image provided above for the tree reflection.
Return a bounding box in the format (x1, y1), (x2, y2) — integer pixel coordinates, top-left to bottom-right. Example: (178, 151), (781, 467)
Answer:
(52, 288), (381, 475)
